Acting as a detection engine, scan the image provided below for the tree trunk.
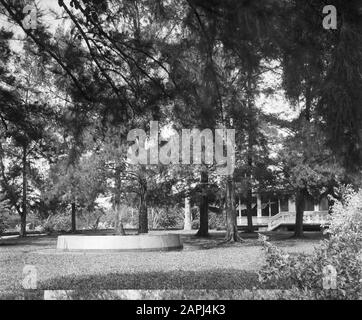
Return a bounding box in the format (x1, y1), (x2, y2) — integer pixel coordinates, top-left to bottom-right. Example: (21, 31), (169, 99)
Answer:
(71, 202), (76, 233)
(20, 212), (26, 237)
(225, 176), (241, 242)
(245, 70), (254, 233)
(305, 84), (312, 122)
(114, 205), (126, 235)
(20, 144), (27, 237)
(184, 196), (192, 230)
(137, 169), (148, 234)
(196, 169), (209, 237)
(294, 189), (306, 238)
(246, 188), (254, 233)
(114, 166), (125, 235)
(138, 192), (148, 234)
(294, 83), (311, 237)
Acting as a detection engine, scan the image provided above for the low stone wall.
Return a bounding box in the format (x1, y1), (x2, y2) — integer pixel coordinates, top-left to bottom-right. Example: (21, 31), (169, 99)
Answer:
(56, 234), (183, 251)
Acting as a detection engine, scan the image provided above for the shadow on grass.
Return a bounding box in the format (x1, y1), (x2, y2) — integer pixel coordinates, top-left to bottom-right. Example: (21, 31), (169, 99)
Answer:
(180, 231), (325, 250)
(39, 269), (283, 291)
(0, 230), (325, 250)
(181, 232), (262, 250)
(0, 237), (57, 248)
(0, 290), (44, 300)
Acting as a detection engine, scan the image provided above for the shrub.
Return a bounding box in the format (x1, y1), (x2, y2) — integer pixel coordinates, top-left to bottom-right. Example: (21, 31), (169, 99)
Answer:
(209, 211), (225, 230)
(97, 208), (117, 229)
(149, 206), (183, 229)
(191, 209), (225, 230)
(258, 187), (362, 300)
(0, 194), (11, 236)
(78, 208), (105, 230)
(42, 213), (72, 233)
(98, 206), (138, 230)
(191, 208), (199, 230)
(0, 217), (6, 235)
(192, 219), (199, 230)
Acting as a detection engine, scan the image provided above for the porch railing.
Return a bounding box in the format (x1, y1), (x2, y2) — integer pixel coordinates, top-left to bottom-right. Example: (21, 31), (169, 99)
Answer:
(237, 211), (330, 231)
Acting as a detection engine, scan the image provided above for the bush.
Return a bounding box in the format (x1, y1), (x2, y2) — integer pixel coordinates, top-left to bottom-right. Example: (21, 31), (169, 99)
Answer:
(191, 208), (199, 230)
(42, 213), (72, 233)
(209, 211), (225, 230)
(98, 206), (138, 230)
(191, 209), (225, 230)
(0, 194), (11, 236)
(0, 217), (7, 235)
(78, 208), (105, 230)
(149, 206), (184, 229)
(258, 187), (362, 300)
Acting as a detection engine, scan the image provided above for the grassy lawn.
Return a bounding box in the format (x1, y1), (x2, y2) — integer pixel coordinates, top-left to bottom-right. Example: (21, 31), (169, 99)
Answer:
(0, 230), (325, 299)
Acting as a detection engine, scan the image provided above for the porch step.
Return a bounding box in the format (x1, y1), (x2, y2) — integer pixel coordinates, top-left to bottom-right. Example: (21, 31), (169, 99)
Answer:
(237, 211), (330, 231)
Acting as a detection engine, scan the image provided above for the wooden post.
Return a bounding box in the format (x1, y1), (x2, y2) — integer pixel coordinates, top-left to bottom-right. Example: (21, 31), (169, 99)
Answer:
(71, 202), (76, 233)
(238, 196), (242, 220)
(184, 197), (192, 231)
(288, 196), (296, 212)
(257, 194), (262, 218)
(314, 201), (319, 212)
(196, 170), (209, 237)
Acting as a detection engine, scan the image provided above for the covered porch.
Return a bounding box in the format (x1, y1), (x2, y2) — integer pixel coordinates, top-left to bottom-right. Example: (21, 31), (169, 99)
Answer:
(236, 192), (329, 231)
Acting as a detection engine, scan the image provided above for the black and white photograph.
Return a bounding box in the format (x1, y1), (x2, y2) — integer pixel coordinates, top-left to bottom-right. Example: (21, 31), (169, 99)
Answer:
(0, 0), (361, 306)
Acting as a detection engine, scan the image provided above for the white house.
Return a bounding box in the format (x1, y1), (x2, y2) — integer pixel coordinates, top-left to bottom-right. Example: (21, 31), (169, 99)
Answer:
(236, 191), (330, 231)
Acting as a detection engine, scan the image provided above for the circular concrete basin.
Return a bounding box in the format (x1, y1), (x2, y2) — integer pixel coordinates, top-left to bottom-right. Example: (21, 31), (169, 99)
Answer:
(56, 234), (183, 251)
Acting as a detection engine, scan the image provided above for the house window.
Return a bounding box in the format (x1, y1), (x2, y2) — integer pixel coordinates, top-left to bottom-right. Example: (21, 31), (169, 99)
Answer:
(280, 196), (289, 212)
(240, 197), (257, 216)
(261, 196), (279, 216)
(319, 196), (329, 211)
(261, 195), (269, 216)
(305, 194), (315, 211)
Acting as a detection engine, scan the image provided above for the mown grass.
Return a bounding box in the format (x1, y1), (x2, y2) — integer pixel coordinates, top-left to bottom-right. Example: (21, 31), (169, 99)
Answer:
(0, 231), (323, 299)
